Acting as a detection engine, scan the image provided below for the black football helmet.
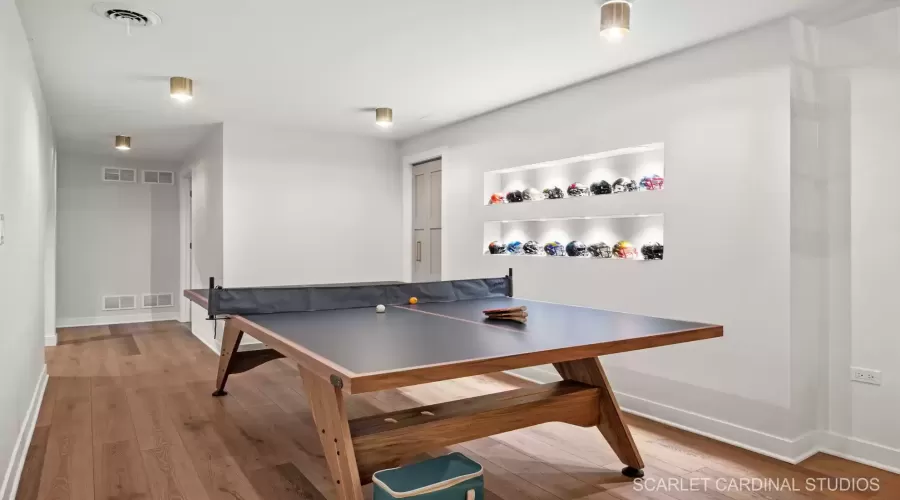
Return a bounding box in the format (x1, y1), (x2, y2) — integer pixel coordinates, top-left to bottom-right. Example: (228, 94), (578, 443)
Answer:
(506, 190), (524, 203)
(641, 242), (664, 260)
(590, 181), (611, 195)
(588, 242), (612, 258)
(566, 241), (588, 257)
(488, 241), (507, 255)
(543, 186), (564, 200)
(523, 240), (541, 255)
(567, 183), (589, 197)
(612, 177), (638, 193)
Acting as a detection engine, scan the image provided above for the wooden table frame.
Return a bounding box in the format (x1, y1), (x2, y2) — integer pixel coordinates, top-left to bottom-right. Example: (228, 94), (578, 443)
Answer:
(186, 290), (722, 500)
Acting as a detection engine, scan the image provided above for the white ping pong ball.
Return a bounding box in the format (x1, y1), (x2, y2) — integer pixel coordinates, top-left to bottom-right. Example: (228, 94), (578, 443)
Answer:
(376, 304), (386, 313)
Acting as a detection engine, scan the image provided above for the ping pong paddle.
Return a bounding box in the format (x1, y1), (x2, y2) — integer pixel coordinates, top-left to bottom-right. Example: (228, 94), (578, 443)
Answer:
(483, 306), (527, 315)
(483, 306), (528, 324)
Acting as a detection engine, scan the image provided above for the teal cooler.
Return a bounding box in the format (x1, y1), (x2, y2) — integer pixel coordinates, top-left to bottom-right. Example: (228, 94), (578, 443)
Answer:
(372, 453), (484, 500)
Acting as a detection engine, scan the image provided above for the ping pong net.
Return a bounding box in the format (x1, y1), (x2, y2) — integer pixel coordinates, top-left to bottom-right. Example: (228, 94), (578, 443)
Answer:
(206, 270), (512, 318)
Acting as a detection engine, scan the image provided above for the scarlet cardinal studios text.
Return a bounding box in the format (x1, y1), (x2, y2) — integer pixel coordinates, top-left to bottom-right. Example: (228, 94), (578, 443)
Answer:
(634, 477), (880, 493)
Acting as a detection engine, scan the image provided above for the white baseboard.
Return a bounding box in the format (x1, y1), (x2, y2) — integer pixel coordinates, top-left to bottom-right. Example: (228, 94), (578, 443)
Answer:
(503, 370), (900, 475)
(0, 365), (48, 500)
(44, 334), (56, 347)
(57, 312), (180, 328)
(820, 432), (900, 474)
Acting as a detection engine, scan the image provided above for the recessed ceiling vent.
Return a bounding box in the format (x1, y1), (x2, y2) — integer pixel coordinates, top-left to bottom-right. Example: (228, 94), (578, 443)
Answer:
(92, 3), (161, 27)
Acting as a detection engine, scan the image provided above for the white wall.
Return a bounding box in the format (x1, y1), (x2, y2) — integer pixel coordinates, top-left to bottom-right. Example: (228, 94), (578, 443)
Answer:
(0, 0), (56, 498)
(814, 6), (900, 471)
(56, 153), (181, 326)
(222, 122), (402, 287)
(849, 68), (900, 449)
(182, 125), (224, 351)
(402, 21), (806, 455)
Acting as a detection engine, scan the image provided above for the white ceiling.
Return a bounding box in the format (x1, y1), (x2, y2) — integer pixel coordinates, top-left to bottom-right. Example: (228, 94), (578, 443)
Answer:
(20, 0), (843, 161)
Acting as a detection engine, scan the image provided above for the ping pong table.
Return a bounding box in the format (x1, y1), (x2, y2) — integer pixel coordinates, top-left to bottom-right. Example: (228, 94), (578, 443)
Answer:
(185, 270), (722, 500)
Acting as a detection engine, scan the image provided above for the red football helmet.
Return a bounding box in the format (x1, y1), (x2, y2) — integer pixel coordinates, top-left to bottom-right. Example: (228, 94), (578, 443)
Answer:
(640, 175), (664, 191)
(489, 193), (506, 205)
(613, 241), (637, 259)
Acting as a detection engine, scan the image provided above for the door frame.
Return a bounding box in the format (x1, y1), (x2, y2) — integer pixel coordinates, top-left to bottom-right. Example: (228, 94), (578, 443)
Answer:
(178, 169), (192, 323)
(401, 147), (448, 283)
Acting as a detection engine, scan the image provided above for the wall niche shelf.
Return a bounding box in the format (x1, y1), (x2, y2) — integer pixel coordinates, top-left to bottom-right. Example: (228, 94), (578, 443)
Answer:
(483, 143), (665, 207)
(484, 214), (664, 261)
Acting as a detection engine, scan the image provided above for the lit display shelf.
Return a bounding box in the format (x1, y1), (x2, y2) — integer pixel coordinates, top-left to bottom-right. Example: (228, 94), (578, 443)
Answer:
(483, 214), (664, 261)
(483, 143), (665, 207)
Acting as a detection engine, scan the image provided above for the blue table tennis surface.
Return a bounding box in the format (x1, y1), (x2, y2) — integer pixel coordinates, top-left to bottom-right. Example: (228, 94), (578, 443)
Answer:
(190, 290), (719, 376)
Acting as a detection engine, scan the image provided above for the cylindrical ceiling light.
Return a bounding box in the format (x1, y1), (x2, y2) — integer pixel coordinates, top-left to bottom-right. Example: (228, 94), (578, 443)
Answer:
(115, 135), (131, 151)
(600, 0), (631, 42)
(375, 107), (393, 128)
(170, 76), (193, 102)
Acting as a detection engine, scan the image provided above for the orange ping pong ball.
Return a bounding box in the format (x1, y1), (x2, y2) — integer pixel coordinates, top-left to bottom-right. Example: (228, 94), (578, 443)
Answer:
(409, 297), (418, 305)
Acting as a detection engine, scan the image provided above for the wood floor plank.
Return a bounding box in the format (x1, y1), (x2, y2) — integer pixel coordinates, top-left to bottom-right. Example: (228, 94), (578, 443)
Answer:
(34, 378), (59, 428)
(141, 444), (211, 500)
(246, 463), (327, 500)
(15, 426), (50, 500)
(36, 394), (94, 500)
(96, 440), (152, 500)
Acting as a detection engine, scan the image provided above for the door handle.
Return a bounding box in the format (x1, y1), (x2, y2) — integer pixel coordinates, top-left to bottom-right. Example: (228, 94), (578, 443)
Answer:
(416, 242), (422, 262)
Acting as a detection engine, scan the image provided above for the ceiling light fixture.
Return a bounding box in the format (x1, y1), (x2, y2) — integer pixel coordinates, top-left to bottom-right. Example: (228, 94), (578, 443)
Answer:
(170, 77), (193, 102)
(115, 135), (131, 151)
(600, 0), (631, 42)
(375, 108), (393, 128)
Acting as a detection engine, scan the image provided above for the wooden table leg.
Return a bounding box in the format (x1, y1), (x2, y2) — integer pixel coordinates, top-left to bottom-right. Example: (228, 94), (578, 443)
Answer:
(554, 357), (645, 478)
(300, 368), (364, 500)
(212, 319), (243, 396)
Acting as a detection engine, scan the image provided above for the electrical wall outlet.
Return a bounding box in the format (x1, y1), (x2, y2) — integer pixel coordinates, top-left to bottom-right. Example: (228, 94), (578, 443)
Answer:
(851, 367), (882, 386)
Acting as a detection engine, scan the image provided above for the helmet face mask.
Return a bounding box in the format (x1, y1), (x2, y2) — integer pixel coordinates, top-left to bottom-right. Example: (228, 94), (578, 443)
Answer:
(543, 186), (564, 200)
(567, 183), (589, 197)
(588, 242), (612, 258)
(613, 177), (638, 193)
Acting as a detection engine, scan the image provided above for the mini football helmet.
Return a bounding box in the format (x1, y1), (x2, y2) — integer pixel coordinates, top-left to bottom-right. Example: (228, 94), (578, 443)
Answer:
(523, 240), (541, 255)
(588, 242), (612, 258)
(566, 241), (588, 257)
(506, 190), (524, 203)
(612, 177), (638, 193)
(641, 242), (664, 260)
(639, 175), (664, 191)
(544, 241), (565, 256)
(590, 180), (611, 195)
(567, 183), (590, 197)
(613, 240), (637, 259)
(543, 186), (564, 200)
(489, 193), (506, 205)
(488, 241), (507, 255)
(507, 241), (523, 255)
(522, 187), (544, 201)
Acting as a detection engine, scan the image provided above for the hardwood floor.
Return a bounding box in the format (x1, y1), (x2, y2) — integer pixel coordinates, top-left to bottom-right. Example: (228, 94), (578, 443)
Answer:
(17, 321), (898, 500)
